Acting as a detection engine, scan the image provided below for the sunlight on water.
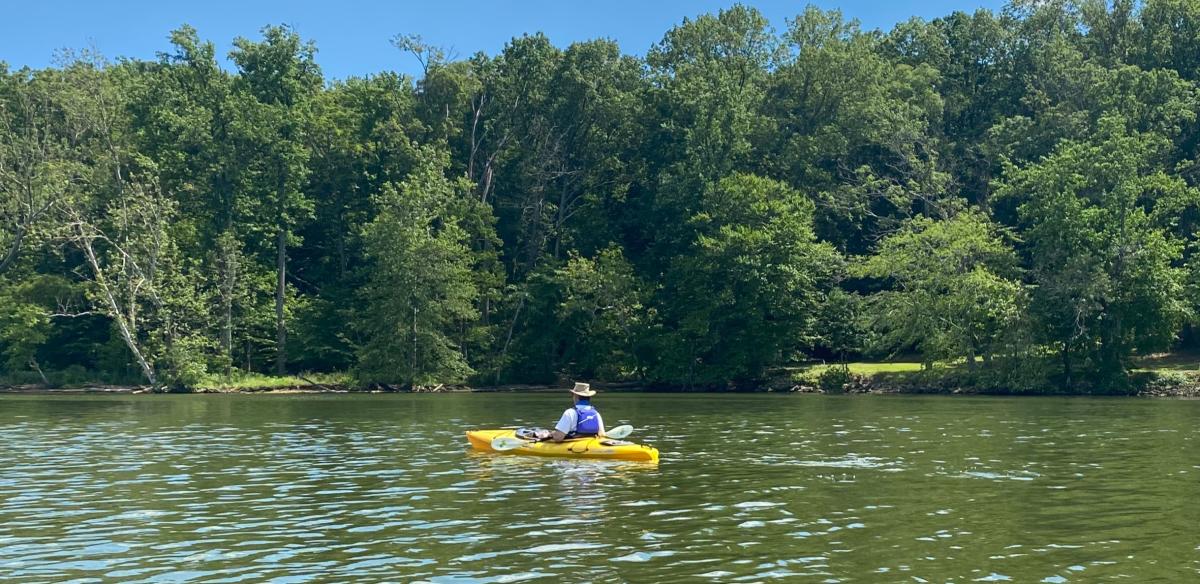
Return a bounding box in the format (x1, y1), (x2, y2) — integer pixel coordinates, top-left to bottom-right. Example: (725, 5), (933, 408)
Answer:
(0, 393), (1198, 582)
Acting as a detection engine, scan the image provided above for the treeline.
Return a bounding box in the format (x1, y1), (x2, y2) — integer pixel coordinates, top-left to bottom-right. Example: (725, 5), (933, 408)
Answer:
(2, 1), (1200, 390)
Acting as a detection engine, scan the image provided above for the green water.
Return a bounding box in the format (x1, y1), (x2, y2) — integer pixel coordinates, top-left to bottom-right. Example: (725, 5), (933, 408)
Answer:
(0, 393), (1197, 582)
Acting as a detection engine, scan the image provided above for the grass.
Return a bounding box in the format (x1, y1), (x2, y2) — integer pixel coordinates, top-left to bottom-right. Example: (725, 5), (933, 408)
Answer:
(8, 350), (1200, 393)
(790, 361), (926, 383)
(2, 369), (356, 392)
(195, 371), (353, 391)
(787, 350), (1200, 388)
(1132, 351), (1200, 373)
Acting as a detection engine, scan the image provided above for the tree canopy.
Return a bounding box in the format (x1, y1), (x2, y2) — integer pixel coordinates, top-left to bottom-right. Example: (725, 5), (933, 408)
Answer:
(3, 2), (1200, 391)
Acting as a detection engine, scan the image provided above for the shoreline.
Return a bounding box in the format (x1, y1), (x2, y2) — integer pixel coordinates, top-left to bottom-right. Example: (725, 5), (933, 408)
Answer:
(2, 378), (1199, 397)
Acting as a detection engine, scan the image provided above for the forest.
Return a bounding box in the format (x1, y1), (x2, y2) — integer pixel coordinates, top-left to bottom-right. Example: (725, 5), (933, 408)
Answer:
(2, 0), (1199, 391)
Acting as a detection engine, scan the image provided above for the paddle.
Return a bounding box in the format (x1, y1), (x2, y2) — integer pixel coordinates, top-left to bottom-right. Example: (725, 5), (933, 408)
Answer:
(607, 424), (634, 440)
(490, 424), (635, 451)
(490, 435), (530, 451)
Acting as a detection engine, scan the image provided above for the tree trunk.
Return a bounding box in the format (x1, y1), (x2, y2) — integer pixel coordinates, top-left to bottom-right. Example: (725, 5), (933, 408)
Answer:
(0, 226), (26, 276)
(221, 296), (233, 375)
(337, 207), (347, 280)
(275, 226), (287, 375)
(686, 349), (696, 391)
(1102, 315), (1125, 376)
(76, 223), (158, 387)
(1062, 344), (1072, 389)
(554, 178), (567, 260)
(410, 304), (418, 390)
(218, 231), (236, 376)
(494, 295), (525, 383)
(30, 358), (48, 386)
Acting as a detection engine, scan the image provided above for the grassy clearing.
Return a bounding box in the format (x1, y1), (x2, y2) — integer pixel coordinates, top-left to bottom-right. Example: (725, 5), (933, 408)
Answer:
(791, 361), (926, 383)
(195, 371), (353, 391)
(1133, 351), (1200, 373)
(787, 350), (1200, 386)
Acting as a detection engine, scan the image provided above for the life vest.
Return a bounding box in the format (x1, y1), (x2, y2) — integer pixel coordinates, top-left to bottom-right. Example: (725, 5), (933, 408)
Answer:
(573, 402), (601, 436)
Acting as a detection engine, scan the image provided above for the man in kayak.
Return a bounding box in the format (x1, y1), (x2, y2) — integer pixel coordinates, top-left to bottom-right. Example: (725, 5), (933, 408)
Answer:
(550, 382), (606, 442)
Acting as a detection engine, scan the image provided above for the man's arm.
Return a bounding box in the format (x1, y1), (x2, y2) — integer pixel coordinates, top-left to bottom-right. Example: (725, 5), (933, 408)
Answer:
(551, 409), (575, 443)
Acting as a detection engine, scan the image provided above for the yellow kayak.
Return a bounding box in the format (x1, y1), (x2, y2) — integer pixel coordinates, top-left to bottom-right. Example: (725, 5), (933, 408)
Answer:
(466, 429), (660, 463)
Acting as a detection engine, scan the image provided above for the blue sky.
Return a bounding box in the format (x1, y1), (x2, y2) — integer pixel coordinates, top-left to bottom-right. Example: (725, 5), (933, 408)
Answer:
(2, 0), (1005, 80)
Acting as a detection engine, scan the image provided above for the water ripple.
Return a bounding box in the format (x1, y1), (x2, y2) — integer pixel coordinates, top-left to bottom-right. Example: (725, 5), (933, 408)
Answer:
(1, 394), (1198, 582)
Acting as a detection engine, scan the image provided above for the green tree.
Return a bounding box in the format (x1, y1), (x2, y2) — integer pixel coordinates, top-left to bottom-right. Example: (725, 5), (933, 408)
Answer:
(858, 212), (1023, 370)
(1136, 0), (1200, 82)
(355, 151), (480, 387)
(229, 25), (322, 375)
(996, 117), (1199, 385)
(0, 65), (82, 276)
(0, 275), (74, 384)
(508, 246), (651, 382)
(654, 173), (840, 386)
(541, 40), (646, 261)
(129, 26), (258, 375)
(61, 54), (216, 390)
(884, 9), (1021, 207)
(64, 162), (213, 388)
(641, 4), (777, 269)
(292, 74), (425, 371)
(766, 6), (947, 253)
(553, 247), (650, 380)
(814, 288), (866, 365)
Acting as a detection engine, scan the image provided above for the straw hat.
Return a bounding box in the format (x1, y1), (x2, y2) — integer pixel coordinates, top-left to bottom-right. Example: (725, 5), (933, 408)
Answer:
(569, 382), (596, 397)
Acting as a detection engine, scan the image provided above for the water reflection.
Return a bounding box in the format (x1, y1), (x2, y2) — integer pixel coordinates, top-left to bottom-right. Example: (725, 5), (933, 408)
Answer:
(0, 394), (1198, 581)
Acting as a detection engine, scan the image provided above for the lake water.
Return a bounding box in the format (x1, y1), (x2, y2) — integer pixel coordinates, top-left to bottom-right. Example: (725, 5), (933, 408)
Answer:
(0, 393), (1197, 582)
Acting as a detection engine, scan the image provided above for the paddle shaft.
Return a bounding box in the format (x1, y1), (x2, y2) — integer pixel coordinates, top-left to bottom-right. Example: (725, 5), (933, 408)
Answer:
(491, 425), (633, 451)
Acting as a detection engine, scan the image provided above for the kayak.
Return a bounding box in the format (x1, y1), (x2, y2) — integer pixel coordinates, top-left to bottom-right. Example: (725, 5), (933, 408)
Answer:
(465, 429), (660, 463)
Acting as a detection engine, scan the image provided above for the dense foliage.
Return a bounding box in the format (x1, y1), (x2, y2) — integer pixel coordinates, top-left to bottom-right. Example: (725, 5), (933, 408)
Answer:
(3, 1), (1200, 390)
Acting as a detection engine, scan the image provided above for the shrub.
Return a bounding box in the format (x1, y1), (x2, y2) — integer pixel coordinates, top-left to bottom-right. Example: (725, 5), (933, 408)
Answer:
(1134, 370), (1199, 396)
(818, 365), (854, 394)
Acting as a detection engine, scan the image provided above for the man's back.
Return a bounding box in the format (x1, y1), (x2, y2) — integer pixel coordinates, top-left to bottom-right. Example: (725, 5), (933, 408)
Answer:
(554, 403), (605, 437)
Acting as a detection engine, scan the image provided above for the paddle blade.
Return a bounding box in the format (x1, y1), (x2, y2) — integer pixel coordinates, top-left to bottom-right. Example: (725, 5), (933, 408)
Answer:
(490, 435), (529, 451)
(606, 424), (633, 440)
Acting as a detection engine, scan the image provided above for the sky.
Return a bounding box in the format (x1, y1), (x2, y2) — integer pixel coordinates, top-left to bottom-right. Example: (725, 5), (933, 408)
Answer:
(1, 0), (1006, 80)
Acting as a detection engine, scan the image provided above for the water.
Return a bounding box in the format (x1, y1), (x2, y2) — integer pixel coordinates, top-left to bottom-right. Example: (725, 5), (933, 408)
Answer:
(0, 393), (1197, 582)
